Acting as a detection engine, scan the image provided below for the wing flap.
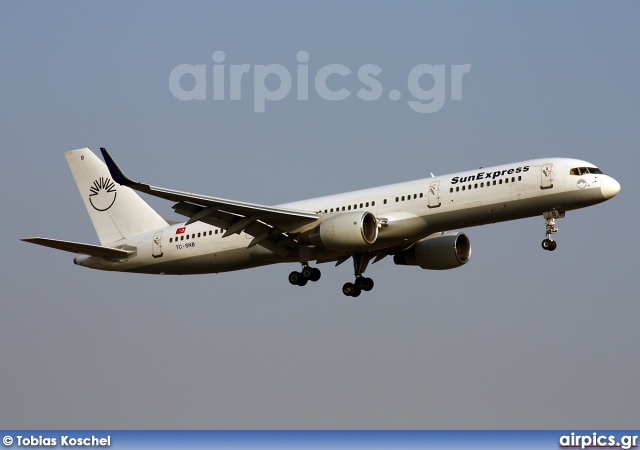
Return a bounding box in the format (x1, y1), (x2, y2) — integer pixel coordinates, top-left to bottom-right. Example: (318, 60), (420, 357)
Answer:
(21, 237), (134, 258)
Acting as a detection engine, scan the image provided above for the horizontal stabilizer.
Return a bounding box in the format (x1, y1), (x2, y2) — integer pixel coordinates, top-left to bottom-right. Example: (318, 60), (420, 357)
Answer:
(21, 237), (134, 258)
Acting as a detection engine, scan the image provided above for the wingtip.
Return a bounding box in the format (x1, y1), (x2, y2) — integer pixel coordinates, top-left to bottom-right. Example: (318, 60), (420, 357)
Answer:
(100, 147), (135, 186)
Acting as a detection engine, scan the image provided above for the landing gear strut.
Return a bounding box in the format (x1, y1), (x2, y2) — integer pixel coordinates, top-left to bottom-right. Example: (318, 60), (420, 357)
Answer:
(342, 253), (375, 297)
(288, 264), (321, 287)
(541, 212), (562, 251)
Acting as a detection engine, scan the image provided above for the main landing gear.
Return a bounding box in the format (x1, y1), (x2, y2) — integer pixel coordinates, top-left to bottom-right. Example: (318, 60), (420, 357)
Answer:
(288, 264), (321, 286)
(287, 253), (376, 297)
(342, 253), (375, 297)
(541, 212), (561, 251)
(342, 276), (374, 297)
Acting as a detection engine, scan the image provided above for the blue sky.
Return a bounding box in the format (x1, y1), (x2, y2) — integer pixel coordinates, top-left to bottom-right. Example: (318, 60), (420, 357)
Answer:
(1, 1), (638, 428)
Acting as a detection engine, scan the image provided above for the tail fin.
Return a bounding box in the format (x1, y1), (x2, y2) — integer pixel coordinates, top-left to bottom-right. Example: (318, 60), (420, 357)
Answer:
(65, 148), (168, 244)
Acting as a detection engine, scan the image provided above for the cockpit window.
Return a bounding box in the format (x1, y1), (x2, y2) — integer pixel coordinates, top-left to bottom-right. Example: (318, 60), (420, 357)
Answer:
(570, 167), (604, 175)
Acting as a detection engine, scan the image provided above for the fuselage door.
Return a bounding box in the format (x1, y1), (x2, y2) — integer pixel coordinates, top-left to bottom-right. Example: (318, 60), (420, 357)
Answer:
(540, 163), (554, 189)
(428, 181), (441, 208)
(152, 230), (163, 258)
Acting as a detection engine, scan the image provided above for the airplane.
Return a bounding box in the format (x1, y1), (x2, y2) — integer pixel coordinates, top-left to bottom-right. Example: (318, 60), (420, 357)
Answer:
(22, 147), (620, 297)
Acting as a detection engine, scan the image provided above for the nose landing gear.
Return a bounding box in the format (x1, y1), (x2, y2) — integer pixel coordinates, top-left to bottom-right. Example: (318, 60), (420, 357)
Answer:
(541, 211), (563, 251)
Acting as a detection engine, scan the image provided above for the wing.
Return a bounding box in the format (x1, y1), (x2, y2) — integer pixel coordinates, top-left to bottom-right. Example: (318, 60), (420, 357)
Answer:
(100, 148), (319, 257)
(22, 237), (134, 258)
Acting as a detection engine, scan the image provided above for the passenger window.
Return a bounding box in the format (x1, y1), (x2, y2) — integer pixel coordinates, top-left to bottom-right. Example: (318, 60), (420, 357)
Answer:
(169, 237), (173, 243)
(198, 232), (201, 238)
(518, 176), (522, 181)
(462, 186), (465, 191)
(456, 186), (460, 192)
(372, 201), (375, 206)
(450, 188), (453, 193)
(181, 236), (184, 241)
(474, 183), (478, 189)
(505, 178), (509, 184)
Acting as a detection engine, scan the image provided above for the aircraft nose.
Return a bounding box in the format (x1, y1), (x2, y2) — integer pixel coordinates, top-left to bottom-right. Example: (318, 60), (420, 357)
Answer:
(601, 176), (621, 200)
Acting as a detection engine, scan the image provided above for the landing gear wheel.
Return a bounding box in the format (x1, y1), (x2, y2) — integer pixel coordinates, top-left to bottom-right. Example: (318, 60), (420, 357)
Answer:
(288, 271), (301, 285)
(355, 276), (374, 291)
(302, 266), (321, 282)
(541, 239), (557, 251)
(289, 271), (308, 286)
(342, 282), (355, 296)
(342, 282), (362, 297)
(301, 266), (313, 279)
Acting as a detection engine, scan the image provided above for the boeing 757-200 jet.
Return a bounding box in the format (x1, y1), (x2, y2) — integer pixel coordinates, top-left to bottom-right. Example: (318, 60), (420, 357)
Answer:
(22, 148), (620, 296)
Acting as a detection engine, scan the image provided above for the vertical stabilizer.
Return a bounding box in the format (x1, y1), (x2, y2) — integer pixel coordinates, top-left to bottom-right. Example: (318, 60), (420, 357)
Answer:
(65, 148), (168, 244)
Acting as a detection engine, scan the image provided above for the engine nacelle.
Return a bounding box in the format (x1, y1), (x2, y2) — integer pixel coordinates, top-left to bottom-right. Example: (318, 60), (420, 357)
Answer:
(299, 211), (378, 251)
(393, 232), (471, 270)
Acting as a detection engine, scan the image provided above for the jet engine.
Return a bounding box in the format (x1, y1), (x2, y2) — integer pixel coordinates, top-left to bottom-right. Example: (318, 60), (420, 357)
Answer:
(393, 232), (471, 270)
(298, 211), (378, 251)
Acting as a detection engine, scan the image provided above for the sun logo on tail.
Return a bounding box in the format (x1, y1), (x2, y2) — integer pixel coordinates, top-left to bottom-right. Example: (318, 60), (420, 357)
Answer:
(89, 177), (117, 211)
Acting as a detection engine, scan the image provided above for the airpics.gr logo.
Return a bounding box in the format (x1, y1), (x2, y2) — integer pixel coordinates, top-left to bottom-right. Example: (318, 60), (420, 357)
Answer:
(89, 177), (117, 211)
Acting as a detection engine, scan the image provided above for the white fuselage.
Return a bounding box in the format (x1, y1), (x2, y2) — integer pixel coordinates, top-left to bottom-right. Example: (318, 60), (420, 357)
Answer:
(74, 158), (619, 274)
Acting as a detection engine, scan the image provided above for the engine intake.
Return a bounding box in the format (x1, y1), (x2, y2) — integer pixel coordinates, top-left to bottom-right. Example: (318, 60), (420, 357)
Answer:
(298, 211), (378, 251)
(394, 232), (471, 270)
